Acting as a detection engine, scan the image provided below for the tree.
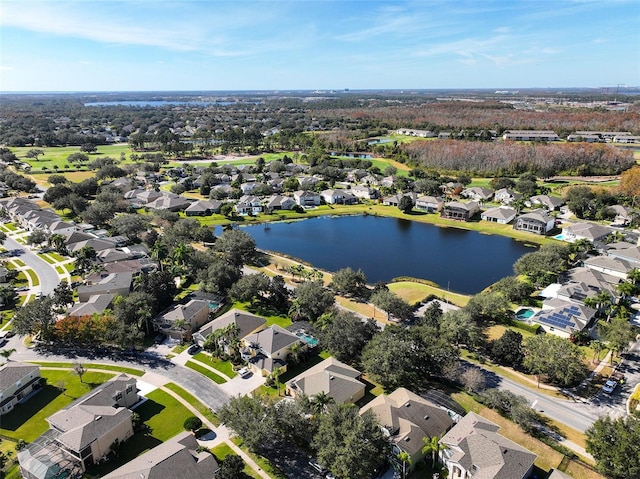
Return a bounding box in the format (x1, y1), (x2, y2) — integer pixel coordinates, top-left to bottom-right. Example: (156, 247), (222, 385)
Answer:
(27, 229), (49, 246)
(290, 280), (335, 322)
(111, 213), (149, 241)
(523, 335), (588, 387)
(422, 435), (445, 467)
(464, 292), (511, 324)
(489, 329), (524, 366)
(313, 405), (390, 479)
(599, 317), (636, 360)
(439, 309), (482, 349)
(25, 148), (44, 160)
(218, 394), (276, 453)
(619, 166), (640, 205)
(72, 361), (86, 383)
(214, 229), (257, 266)
(370, 288), (413, 322)
(229, 273), (271, 304)
(398, 195), (414, 213)
(218, 454), (246, 479)
(73, 245), (97, 273)
(586, 415), (640, 479)
(330, 267), (368, 298)
(47, 233), (67, 254)
(12, 296), (56, 340)
(491, 276), (534, 303)
(183, 416), (203, 433)
(319, 311), (378, 364)
(0, 348), (16, 363)
(461, 367), (487, 392)
(52, 281), (74, 309)
(80, 143), (98, 154)
(397, 451), (411, 479)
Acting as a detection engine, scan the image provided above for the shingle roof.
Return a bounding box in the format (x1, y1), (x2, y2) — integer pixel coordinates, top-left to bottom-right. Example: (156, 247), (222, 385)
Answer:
(196, 308), (266, 340)
(288, 357), (364, 404)
(0, 362), (40, 392)
(244, 325), (301, 356)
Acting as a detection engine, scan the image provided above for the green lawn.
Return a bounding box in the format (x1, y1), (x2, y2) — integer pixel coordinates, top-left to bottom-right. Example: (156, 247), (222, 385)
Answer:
(48, 252), (66, 262)
(37, 253), (56, 264)
(193, 352), (237, 378)
(3, 223), (18, 232)
(229, 301), (291, 328)
(12, 259), (26, 267)
(0, 370), (114, 442)
(24, 268), (40, 286)
(211, 442), (262, 479)
(28, 361), (145, 376)
(388, 280), (471, 307)
(55, 265), (65, 274)
(10, 144), (140, 173)
(163, 382), (220, 426)
(185, 360), (227, 384)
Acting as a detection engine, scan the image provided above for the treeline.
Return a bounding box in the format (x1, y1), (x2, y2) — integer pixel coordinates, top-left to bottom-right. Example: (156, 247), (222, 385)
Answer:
(402, 140), (635, 176)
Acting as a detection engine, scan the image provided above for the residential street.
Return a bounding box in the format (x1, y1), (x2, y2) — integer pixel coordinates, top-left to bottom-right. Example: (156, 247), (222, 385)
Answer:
(3, 235), (60, 295)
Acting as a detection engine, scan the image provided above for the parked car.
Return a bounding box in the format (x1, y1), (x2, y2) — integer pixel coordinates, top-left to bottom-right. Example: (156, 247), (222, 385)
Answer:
(603, 372), (624, 394)
(237, 367), (252, 378)
(187, 344), (200, 355)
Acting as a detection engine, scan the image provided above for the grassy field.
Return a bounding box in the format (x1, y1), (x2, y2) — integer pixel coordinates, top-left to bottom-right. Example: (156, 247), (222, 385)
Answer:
(388, 280), (471, 307)
(11, 144), (134, 171)
(193, 352), (237, 378)
(0, 370), (114, 442)
(28, 361), (145, 376)
(185, 360), (227, 384)
(24, 268), (40, 286)
(231, 437), (288, 479)
(163, 382), (220, 426)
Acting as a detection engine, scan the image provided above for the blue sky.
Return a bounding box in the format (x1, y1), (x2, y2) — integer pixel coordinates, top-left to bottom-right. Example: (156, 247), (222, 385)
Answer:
(1, 0), (638, 92)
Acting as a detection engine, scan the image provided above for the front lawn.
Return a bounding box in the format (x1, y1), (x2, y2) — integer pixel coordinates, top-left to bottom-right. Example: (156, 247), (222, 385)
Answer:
(193, 352), (237, 378)
(0, 370), (114, 442)
(185, 360), (227, 384)
(163, 382), (220, 426)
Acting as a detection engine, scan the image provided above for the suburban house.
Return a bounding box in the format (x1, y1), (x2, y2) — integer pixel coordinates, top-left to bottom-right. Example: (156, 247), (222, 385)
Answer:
(560, 222), (613, 243)
(502, 130), (560, 142)
(494, 188), (522, 205)
(185, 199), (222, 216)
(527, 195), (564, 211)
(396, 128), (435, 138)
(351, 185), (379, 200)
(293, 190), (321, 207)
(481, 206), (517, 224)
(242, 325), (303, 375)
(153, 299), (211, 341)
(321, 189), (356, 205)
(583, 255), (634, 280)
(0, 362), (42, 415)
(286, 357), (365, 405)
(360, 387), (455, 472)
(102, 431), (220, 479)
(383, 192), (418, 207)
(18, 375), (139, 478)
(235, 195), (263, 215)
(77, 272), (133, 303)
(567, 133), (601, 143)
(513, 209), (554, 235)
(415, 195), (444, 213)
(461, 187), (494, 202)
(67, 294), (115, 318)
(605, 242), (640, 266)
(264, 195), (296, 213)
(439, 412), (537, 479)
(530, 299), (597, 338)
(441, 201), (480, 221)
(608, 204), (634, 225)
(193, 308), (267, 349)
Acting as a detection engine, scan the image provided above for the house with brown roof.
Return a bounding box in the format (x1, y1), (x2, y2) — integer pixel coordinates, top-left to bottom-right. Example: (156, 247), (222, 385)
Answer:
(415, 195), (444, 213)
(439, 412), (536, 479)
(185, 199), (222, 216)
(360, 387), (455, 471)
(286, 357), (365, 404)
(193, 308), (267, 348)
(154, 299), (211, 341)
(0, 362), (41, 415)
(18, 375), (138, 478)
(102, 431), (219, 479)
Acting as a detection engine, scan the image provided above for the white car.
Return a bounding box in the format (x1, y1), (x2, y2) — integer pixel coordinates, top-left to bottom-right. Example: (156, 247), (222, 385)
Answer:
(237, 367), (252, 378)
(602, 379), (618, 394)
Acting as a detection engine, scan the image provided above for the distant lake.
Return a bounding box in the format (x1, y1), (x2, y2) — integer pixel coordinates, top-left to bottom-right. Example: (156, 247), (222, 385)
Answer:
(241, 215), (535, 295)
(84, 100), (241, 107)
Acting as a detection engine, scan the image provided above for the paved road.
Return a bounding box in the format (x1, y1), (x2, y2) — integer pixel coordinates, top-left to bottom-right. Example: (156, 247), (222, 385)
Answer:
(4, 236), (60, 295)
(11, 346), (232, 411)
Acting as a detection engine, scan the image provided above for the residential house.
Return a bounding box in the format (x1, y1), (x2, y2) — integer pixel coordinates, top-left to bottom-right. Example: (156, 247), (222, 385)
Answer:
(606, 242), (640, 266)
(293, 190), (321, 207)
(613, 135), (640, 144)
(77, 272), (133, 302)
(608, 205), (634, 225)
(531, 299), (597, 338)
(415, 195), (444, 213)
(240, 181), (260, 195)
(18, 375), (138, 478)
(528, 195), (564, 211)
(502, 130), (560, 142)
(383, 192), (418, 207)
(321, 189), (356, 205)
(67, 294), (115, 318)
(439, 412), (537, 479)
(513, 209), (554, 235)
(235, 195), (263, 215)
(494, 188), (522, 205)
(396, 128), (436, 138)
(360, 387), (454, 471)
(286, 357), (366, 404)
(101, 431), (220, 479)
(461, 187), (494, 202)
(242, 325), (303, 375)
(145, 193), (191, 212)
(193, 308), (267, 349)
(583, 255), (634, 280)
(441, 201), (480, 221)
(154, 299), (211, 341)
(481, 206), (517, 224)
(0, 362), (41, 415)
(264, 195), (296, 213)
(185, 199), (222, 216)
(560, 222), (613, 243)
(351, 185), (379, 200)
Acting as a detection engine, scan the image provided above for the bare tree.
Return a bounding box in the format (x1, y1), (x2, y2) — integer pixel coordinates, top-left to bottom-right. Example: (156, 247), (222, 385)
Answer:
(72, 361), (86, 383)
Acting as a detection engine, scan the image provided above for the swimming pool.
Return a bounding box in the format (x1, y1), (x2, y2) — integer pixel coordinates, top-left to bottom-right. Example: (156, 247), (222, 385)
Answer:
(296, 331), (319, 347)
(515, 308), (534, 320)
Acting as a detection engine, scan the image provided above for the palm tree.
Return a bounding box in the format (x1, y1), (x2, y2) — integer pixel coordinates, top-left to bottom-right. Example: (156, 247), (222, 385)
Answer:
(397, 451), (411, 479)
(47, 233), (67, 254)
(150, 241), (169, 271)
(270, 366), (284, 396)
(173, 319), (189, 343)
(422, 435), (446, 468)
(590, 339), (605, 364)
(312, 391), (335, 414)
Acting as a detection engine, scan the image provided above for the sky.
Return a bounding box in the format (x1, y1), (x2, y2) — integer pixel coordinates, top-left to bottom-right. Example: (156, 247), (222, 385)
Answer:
(0, 0), (639, 92)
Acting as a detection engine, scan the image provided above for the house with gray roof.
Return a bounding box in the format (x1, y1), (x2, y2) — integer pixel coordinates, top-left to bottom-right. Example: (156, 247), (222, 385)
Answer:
(263, 195), (296, 213)
(321, 189), (356, 205)
(243, 325), (303, 375)
(494, 188), (522, 205)
(102, 431), (219, 479)
(235, 195), (263, 215)
(0, 362), (41, 415)
(154, 299), (211, 341)
(415, 195), (444, 213)
(18, 375), (138, 477)
(439, 412), (536, 479)
(583, 255), (634, 280)
(532, 299), (597, 338)
(360, 387), (454, 471)
(560, 222), (613, 243)
(286, 357), (365, 405)
(514, 209), (554, 235)
(185, 199), (222, 216)
(528, 195), (564, 211)
(351, 185), (379, 200)
(145, 193), (191, 212)
(481, 206), (517, 224)
(67, 294), (115, 318)
(441, 201), (480, 221)
(606, 242), (640, 266)
(293, 190), (321, 207)
(461, 187), (494, 202)
(193, 308), (266, 348)
(77, 272), (133, 302)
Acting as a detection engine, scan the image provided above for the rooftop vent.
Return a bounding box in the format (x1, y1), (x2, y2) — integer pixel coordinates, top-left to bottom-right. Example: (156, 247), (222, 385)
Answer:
(424, 415), (429, 420)
(95, 415), (102, 421)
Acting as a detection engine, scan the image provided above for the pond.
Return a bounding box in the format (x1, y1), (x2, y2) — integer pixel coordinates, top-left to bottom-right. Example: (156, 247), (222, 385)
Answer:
(241, 215), (535, 295)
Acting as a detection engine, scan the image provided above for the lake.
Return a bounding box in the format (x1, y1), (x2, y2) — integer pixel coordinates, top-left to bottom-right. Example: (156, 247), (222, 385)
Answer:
(241, 215), (535, 295)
